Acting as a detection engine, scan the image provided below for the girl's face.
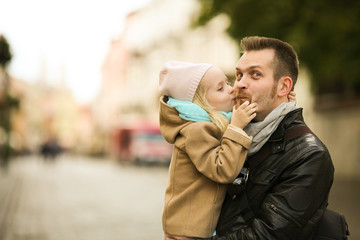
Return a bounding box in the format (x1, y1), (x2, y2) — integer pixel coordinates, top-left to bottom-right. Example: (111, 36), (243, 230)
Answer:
(203, 66), (236, 112)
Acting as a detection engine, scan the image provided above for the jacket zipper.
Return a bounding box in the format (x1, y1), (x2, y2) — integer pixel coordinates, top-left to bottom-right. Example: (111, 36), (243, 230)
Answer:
(269, 203), (302, 228)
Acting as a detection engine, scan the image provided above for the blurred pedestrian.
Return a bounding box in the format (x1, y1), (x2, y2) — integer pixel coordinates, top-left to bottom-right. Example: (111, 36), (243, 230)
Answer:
(40, 138), (62, 161)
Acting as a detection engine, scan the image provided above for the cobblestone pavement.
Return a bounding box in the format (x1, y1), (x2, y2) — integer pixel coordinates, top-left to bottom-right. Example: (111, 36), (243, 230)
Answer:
(0, 154), (359, 240)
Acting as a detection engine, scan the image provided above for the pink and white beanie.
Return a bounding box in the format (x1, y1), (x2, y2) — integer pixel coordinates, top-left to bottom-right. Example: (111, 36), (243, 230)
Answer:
(159, 60), (214, 102)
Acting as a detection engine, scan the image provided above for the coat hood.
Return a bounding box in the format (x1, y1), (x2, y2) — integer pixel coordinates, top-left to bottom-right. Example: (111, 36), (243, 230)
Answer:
(159, 96), (192, 144)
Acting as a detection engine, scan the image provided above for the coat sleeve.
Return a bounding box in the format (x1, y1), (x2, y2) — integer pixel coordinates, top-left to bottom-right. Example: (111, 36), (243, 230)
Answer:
(213, 150), (334, 240)
(183, 122), (252, 184)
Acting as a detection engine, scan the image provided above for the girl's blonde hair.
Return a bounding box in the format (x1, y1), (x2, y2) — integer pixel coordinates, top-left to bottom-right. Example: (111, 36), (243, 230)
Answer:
(193, 79), (230, 134)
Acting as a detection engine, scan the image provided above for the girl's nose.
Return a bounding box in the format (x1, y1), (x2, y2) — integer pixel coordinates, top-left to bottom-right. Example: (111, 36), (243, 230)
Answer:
(228, 86), (235, 94)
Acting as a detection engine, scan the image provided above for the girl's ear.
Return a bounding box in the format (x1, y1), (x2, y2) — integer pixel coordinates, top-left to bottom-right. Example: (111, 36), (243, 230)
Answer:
(277, 76), (293, 97)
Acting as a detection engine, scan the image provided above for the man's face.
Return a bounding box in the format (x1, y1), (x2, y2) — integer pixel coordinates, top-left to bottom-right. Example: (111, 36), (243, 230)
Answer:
(234, 49), (280, 121)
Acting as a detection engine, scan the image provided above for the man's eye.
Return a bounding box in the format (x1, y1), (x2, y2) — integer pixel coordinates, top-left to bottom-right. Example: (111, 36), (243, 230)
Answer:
(252, 72), (261, 77)
(236, 73), (243, 80)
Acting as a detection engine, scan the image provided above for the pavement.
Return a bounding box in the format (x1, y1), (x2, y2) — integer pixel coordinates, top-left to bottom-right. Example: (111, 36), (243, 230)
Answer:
(328, 176), (360, 240)
(0, 155), (169, 240)
(0, 154), (359, 240)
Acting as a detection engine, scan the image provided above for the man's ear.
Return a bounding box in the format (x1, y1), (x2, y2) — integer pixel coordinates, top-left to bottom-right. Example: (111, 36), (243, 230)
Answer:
(277, 76), (293, 97)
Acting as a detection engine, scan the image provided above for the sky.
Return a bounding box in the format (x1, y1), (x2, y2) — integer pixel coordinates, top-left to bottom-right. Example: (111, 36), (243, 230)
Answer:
(0, 0), (152, 103)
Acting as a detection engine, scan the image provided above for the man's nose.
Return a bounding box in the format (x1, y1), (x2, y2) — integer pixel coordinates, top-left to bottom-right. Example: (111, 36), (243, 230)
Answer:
(234, 79), (247, 90)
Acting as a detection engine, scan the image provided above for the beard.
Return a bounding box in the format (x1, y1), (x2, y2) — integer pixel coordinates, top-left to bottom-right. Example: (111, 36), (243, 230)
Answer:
(235, 92), (252, 108)
(235, 81), (277, 106)
(235, 82), (278, 121)
(270, 81), (277, 99)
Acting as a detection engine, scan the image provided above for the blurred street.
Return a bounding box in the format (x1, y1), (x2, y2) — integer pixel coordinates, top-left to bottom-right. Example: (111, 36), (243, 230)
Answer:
(0, 154), (359, 240)
(0, 155), (168, 240)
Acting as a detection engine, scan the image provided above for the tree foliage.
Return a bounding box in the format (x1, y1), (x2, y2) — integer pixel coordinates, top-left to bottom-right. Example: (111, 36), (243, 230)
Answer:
(0, 35), (12, 68)
(195, 0), (360, 97)
(0, 34), (14, 166)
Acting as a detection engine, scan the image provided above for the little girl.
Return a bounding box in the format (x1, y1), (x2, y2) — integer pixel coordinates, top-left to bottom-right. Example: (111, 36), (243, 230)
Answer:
(159, 61), (258, 239)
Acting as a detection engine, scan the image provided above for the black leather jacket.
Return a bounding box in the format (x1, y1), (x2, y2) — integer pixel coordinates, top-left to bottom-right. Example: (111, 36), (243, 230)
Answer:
(213, 108), (334, 240)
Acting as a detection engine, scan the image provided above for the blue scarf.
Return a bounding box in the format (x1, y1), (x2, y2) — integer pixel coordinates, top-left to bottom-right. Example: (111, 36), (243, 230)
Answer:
(167, 97), (232, 122)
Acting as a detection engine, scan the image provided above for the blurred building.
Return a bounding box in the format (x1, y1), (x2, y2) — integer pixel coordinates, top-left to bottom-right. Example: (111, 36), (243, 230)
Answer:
(96, 0), (240, 159)
(0, 68), (103, 156)
(96, 0), (239, 123)
(7, 75), (72, 153)
(97, 0), (360, 177)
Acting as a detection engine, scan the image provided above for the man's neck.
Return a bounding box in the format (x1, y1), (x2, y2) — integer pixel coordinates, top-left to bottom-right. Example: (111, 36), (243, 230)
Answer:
(254, 99), (290, 122)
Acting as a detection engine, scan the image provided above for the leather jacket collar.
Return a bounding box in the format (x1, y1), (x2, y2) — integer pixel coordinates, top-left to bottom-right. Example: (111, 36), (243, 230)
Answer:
(267, 108), (304, 153)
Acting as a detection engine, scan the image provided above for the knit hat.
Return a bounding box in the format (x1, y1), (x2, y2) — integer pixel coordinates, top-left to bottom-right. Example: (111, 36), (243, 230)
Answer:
(159, 60), (214, 102)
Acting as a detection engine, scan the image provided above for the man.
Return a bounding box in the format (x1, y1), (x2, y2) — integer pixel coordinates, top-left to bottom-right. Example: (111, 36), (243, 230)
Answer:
(213, 36), (334, 239)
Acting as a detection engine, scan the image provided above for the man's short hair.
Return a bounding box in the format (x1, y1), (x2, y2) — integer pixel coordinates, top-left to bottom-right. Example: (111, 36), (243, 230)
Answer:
(240, 36), (299, 87)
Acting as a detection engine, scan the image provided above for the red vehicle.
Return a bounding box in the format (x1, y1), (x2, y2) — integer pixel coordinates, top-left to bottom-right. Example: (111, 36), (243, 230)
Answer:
(112, 121), (173, 165)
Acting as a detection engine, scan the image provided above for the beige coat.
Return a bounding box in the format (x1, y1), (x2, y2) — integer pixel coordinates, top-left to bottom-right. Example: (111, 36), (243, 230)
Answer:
(160, 96), (252, 238)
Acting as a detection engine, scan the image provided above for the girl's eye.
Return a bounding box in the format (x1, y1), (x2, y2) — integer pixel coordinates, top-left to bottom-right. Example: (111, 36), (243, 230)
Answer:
(218, 87), (224, 91)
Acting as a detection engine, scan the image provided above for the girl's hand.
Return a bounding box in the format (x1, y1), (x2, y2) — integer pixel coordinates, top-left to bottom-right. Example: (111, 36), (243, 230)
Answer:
(230, 101), (257, 129)
(288, 91), (296, 103)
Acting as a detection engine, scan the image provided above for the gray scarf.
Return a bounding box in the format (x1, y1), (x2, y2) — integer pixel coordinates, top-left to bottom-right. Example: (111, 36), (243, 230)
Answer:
(244, 102), (299, 156)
